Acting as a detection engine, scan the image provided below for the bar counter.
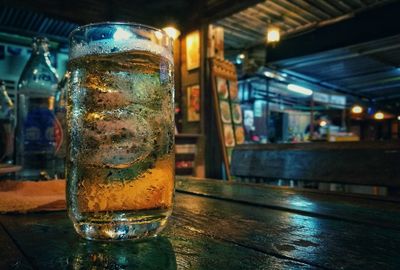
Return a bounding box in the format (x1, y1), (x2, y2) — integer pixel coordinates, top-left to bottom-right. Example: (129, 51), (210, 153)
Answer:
(1, 177), (400, 269)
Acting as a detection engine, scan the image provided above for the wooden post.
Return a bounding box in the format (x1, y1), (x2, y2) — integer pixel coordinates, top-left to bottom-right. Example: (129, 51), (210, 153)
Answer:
(265, 78), (270, 141)
(310, 98), (315, 139)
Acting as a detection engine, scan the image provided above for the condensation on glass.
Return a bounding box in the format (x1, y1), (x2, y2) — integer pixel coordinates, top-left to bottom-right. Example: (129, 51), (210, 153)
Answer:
(67, 23), (175, 240)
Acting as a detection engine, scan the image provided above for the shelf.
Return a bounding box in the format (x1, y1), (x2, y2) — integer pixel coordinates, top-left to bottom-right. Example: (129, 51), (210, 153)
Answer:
(175, 133), (203, 138)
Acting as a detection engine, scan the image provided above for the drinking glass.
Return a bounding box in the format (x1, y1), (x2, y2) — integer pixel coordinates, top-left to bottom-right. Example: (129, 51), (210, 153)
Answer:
(66, 23), (175, 240)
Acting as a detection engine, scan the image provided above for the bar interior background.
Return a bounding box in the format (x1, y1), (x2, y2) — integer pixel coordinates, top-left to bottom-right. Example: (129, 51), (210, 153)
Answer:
(1, 0), (400, 196)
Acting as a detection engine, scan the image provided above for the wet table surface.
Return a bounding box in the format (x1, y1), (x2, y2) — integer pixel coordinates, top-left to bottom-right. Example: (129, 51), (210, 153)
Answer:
(1, 177), (400, 269)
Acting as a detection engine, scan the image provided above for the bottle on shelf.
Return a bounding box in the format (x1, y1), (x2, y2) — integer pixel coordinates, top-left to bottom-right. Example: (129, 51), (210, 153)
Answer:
(54, 71), (70, 179)
(0, 81), (15, 164)
(16, 37), (59, 180)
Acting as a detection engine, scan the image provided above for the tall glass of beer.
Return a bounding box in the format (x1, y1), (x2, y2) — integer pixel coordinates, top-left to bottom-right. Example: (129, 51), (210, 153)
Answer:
(67, 23), (174, 240)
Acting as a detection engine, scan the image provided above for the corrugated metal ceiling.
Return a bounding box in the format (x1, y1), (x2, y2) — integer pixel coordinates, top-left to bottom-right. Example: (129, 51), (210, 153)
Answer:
(270, 34), (400, 102)
(217, 0), (395, 50)
(0, 7), (77, 43)
(216, 0), (400, 109)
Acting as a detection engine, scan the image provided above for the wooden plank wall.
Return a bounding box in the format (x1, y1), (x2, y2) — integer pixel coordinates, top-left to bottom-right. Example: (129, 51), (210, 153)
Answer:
(177, 30), (205, 177)
(180, 32), (201, 134)
(231, 142), (400, 187)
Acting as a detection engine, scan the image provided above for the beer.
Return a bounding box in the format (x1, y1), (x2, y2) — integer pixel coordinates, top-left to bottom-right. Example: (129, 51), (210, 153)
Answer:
(67, 29), (174, 240)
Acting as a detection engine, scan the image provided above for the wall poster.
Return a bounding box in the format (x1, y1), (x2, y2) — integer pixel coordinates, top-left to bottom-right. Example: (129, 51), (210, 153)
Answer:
(187, 84), (200, 122)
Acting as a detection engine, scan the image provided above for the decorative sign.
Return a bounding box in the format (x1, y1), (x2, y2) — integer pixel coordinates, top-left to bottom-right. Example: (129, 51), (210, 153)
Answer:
(220, 100), (232, 123)
(187, 85), (200, 122)
(254, 100), (265, 117)
(223, 124), (235, 147)
(313, 92), (346, 108)
(232, 103), (242, 124)
(330, 95), (346, 108)
(217, 77), (228, 99)
(234, 126), (245, 144)
(211, 58), (244, 181)
(186, 31), (200, 70)
(313, 92), (330, 104)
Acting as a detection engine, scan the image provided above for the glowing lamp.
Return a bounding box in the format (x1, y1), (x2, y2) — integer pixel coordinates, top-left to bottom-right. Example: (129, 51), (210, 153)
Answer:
(374, 112), (384, 120)
(287, 84), (313, 96)
(351, 105), (363, 114)
(267, 27), (280, 43)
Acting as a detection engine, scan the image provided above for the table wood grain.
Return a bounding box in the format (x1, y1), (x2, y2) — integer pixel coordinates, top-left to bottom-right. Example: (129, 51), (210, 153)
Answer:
(0, 178), (399, 269)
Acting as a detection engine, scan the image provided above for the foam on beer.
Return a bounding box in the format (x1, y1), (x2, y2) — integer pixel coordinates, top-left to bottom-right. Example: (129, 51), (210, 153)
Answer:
(70, 37), (173, 63)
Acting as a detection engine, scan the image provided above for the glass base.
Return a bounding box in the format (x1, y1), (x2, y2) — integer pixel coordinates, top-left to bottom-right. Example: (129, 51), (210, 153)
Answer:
(73, 217), (169, 241)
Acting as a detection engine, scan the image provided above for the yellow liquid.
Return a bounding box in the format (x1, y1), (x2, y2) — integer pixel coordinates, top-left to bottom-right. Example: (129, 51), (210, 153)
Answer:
(67, 49), (174, 240)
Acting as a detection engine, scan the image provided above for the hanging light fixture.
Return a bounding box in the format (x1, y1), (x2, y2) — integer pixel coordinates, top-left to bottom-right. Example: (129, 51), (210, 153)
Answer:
(267, 26), (280, 43)
(351, 105), (363, 114)
(287, 84), (313, 96)
(374, 112), (384, 120)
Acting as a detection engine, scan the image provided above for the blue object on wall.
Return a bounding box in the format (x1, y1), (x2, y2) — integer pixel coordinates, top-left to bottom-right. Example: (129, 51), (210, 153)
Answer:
(7, 46), (22, 56)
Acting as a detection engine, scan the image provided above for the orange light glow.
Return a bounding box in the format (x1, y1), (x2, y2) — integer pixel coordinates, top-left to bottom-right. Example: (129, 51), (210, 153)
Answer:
(351, 105), (363, 114)
(374, 112), (384, 120)
(267, 27), (280, 43)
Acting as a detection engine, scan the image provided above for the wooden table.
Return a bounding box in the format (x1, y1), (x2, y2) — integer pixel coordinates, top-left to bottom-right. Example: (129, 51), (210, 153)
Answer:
(0, 164), (21, 175)
(1, 177), (400, 269)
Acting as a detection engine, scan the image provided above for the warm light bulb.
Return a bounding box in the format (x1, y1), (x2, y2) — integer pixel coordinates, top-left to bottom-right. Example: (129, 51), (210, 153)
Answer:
(351, 105), (363, 114)
(267, 27), (280, 43)
(398, 115), (400, 121)
(162, 26), (181, 40)
(374, 112), (384, 120)
(320, 120), (327, 127)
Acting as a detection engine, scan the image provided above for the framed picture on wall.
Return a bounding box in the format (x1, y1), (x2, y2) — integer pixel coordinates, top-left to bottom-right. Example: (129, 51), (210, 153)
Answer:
(187, 84), (200, 122)
(186, 31), (200, 70)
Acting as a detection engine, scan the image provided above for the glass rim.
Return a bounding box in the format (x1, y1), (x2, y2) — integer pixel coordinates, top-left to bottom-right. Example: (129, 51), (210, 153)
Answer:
(68, 21), (168, 40)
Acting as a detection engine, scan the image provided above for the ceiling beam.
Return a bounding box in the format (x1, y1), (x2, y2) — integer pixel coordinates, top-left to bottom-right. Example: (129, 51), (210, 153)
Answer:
(275, 41), (400, 69)
(266, 1), (400, 64)
(279, 69), (370, 99)
(0, 0), (195, 31)
(200, 0), (265, 23)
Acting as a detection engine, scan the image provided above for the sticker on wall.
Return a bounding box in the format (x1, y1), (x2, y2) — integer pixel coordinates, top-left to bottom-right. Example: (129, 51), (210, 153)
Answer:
(223, 124), (235, 147)
(229, 80), (238, 101)
(217, 77), (228, 99)
(220, 100), (231, 123)
(187, 84), (200, 122)
(235, 126), (245, 145)
(232, 103), (242, 124)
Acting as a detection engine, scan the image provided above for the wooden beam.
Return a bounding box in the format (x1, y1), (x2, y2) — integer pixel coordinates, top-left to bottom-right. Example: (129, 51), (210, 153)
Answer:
(201, 0), (265, 23)
(0, 0), (194, 31)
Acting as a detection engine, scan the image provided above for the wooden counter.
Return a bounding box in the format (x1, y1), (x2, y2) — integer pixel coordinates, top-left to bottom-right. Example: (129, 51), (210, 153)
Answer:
(231, 141), (400, 187)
